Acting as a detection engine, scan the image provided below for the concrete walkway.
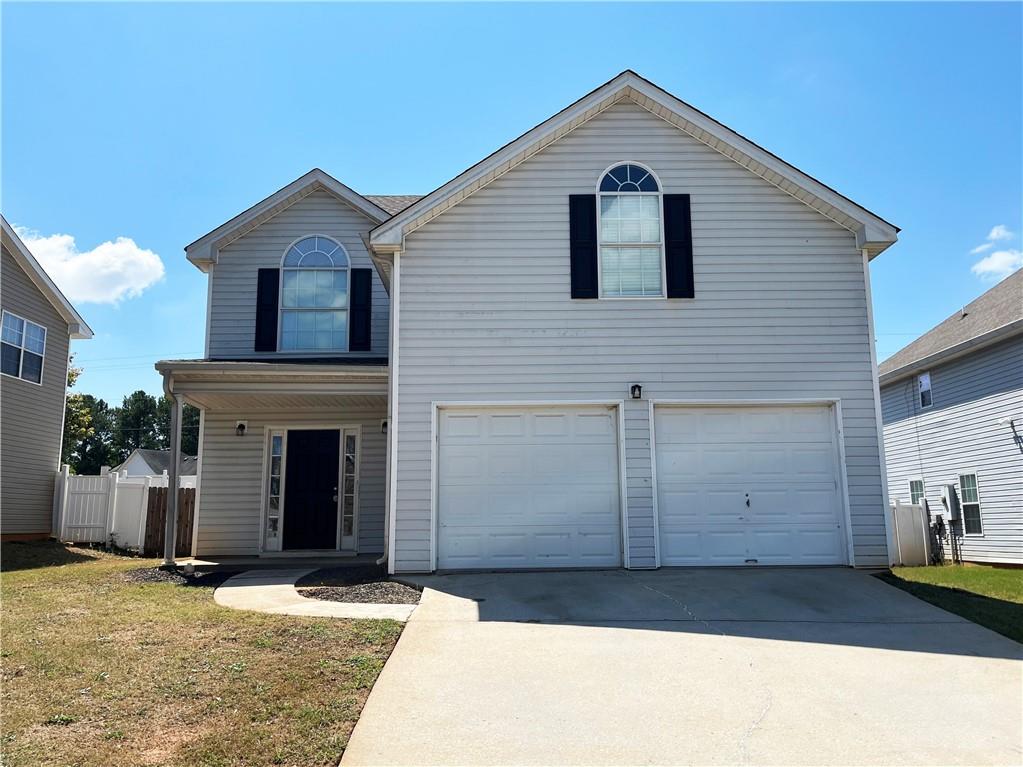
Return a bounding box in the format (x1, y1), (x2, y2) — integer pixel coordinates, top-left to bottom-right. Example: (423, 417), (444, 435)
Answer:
(342, 568), (1022, 766)
(213, 569), (417, 621)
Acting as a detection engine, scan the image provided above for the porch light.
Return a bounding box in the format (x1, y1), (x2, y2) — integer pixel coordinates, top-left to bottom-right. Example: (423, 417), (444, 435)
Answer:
(630, 384), (643, 400)
(235, 421), (247, 437)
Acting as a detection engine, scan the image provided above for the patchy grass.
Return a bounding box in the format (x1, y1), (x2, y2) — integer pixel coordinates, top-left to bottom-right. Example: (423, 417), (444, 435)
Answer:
(877, 564), (1023, 643)
(0, 542), (403, 767)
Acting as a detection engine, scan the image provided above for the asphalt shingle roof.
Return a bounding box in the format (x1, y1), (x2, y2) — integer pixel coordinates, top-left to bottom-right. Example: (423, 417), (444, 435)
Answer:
(878, 269), (1023, 378)
(365, 195), (423, 216)
(115, 449), (198, 476)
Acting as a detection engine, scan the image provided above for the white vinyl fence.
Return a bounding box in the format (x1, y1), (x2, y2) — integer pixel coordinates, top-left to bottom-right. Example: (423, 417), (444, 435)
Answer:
(52, 466), (196, 550)
(889, 500), (931, 566)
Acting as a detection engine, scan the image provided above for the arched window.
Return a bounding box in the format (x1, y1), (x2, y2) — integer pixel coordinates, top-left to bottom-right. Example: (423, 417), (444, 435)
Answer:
(598, 163), (664, 297)
(280, 235), (350, 351)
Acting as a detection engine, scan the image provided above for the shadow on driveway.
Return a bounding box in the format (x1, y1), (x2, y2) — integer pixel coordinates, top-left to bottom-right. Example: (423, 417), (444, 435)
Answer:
(402, 567), (1023, 660)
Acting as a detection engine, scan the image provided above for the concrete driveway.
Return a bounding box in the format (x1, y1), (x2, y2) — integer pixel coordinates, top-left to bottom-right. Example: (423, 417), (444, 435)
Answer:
(342, 568), (1022, 766)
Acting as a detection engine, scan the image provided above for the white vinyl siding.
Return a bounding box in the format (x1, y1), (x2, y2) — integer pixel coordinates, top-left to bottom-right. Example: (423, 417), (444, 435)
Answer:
(392, 101), (887, 572)
(881, 336), (1023, 564)
(195, 404), (386, 556)
(207, 190), (388, 359)
(0, 246), (72, 535)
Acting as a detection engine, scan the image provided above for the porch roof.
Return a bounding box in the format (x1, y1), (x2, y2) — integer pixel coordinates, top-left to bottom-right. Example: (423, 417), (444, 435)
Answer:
(156, 358), (388, 409)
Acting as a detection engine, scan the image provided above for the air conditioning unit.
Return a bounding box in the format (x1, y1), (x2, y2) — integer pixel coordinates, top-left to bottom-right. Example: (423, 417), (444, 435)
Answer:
(940, 484), (961, 521)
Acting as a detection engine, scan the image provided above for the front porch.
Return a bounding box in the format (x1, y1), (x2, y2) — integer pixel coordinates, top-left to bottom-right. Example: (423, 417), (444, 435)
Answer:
(156, 359), (389, 562)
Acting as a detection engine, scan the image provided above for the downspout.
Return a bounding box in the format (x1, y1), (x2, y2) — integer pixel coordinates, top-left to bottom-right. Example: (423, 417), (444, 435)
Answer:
(378, 249), (401, 571)
(862, 247), (896, 566)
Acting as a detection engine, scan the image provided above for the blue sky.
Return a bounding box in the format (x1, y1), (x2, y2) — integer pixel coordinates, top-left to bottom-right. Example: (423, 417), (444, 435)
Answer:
(3, 2), (1021, 404)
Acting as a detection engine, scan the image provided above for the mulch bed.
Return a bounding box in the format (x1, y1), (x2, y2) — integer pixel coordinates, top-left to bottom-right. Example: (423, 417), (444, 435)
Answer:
(121, 567), (236, 589)
(296, 565), (422, 605)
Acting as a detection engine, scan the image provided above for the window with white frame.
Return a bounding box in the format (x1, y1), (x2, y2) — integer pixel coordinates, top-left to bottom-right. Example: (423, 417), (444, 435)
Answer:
(280, 236), (349, 351)
(958, 473), (983, 535)
(1, 311), (46, 384)
(917, 372), (932, 409)
(598, 163), (664, 297)
(909, 479), (925, 505)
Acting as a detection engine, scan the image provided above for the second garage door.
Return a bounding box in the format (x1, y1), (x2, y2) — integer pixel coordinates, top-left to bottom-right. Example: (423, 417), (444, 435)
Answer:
(437, 406), (622, 570)
(655, 405), (848, 566)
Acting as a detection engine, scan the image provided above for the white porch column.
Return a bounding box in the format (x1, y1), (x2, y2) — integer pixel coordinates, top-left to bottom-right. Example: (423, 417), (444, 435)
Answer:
(163, 393), (184, 566)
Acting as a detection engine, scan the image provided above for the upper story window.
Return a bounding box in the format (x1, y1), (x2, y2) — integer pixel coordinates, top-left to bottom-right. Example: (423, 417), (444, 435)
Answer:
(916, 372), (932, 409)
(1, 311), (46, 384)
(598, 163), (664, 298)
(280, 236), (349, 351)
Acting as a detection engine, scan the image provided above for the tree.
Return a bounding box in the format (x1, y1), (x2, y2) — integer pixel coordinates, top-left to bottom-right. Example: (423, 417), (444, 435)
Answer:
(112, 390), (162, 461)
(61, 357), (93, 470)
(70, 395), (116, 474)
(156, 397), (201, 456)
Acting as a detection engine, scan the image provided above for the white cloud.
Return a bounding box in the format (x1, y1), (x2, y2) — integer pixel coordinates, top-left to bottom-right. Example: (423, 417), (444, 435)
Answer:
(971, 249), (1022, 281)
(14, 227), (164, 304)
(969, 242), (994, 254)
(987, 224), (1014, 241)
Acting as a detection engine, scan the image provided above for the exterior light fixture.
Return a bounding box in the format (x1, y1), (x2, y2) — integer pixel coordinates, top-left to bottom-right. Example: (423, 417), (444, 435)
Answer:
(630, 384), (643, 400)
(235, 421), (247, 437)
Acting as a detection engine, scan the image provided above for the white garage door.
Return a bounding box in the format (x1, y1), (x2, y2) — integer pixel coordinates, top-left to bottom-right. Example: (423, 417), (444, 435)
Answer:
(438, 406), (622, 570)
(655, 405), (847, 566)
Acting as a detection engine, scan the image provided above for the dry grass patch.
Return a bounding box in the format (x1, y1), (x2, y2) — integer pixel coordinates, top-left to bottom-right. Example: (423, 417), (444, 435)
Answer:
(1, 542), (402, 767)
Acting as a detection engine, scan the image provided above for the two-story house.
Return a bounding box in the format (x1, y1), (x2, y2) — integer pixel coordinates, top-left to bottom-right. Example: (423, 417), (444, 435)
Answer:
(880, 269), (1022, 565)
(157, 71), (900, 572)
(1, 216), (93, 540)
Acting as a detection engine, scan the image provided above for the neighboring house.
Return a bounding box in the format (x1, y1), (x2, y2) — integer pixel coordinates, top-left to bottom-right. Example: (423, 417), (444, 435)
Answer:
(158, 70), (900, 572)
(1, 216), (93, 540)
(880, 270), (1022, 565)
(112, 448), (198, 477)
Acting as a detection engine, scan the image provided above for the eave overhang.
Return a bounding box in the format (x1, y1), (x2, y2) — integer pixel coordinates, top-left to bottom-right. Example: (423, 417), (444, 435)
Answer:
(369, 70), (899, 258)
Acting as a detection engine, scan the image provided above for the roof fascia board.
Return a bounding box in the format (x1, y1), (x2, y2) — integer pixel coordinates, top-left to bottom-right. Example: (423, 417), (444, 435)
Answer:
(1, 216), (94, 339)
(369, 71), (898, 256)
(155, 359), (389, 377)
(878, 319), (1023, 386)
(185, 169), (391, 271)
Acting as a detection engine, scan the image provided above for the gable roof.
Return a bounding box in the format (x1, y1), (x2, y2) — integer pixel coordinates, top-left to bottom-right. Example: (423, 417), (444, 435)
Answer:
(879, 269), (1023, 385)
(114, 448), (198, 476)
(369, 70), (899, 256)
(1, 215), (93, 339)
(185, 169), (392, 272)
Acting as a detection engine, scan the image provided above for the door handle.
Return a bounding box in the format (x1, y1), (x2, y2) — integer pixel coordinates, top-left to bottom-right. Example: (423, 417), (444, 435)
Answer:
(333, 495), (339, 503)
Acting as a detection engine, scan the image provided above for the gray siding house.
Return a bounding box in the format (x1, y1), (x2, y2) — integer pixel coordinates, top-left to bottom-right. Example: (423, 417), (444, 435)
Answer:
(1, 216), (93, 540)
(880, 269), (1022, 565)
(159, 71), (900, 571)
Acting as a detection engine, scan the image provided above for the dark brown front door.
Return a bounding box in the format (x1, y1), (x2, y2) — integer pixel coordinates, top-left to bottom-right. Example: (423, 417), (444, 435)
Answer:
(283, 429), (340, 550)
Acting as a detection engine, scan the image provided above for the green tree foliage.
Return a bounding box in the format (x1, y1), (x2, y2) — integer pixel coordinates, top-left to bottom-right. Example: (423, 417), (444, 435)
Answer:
(62, 375), (202, 472)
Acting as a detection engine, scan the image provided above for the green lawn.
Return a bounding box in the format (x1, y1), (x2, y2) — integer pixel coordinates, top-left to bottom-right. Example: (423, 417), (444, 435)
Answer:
(0, 542), (402, 767)
(877, 564), (1023, 643)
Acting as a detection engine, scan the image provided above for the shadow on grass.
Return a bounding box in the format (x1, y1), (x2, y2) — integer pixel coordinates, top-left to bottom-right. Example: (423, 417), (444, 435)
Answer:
(875, 572), (1023, 644)
(0, 541), (103, 572)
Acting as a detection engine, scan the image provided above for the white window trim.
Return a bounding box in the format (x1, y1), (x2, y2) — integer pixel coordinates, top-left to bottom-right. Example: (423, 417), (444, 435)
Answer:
(956, 470), (984, 537)
(916, 371), (932, 410)
(260, 424), (362, 554)
(277, 234), (352, 354)
(0, 309), (46, 386)
(908, 477), (925, 505)
(595, 161), (667, 300)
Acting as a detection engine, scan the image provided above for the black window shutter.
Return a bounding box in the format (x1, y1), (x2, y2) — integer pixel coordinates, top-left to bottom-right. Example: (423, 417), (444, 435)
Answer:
(663, 194), (695, 299)
(254, 268), (280, 352)
(349, 268), (373, 351)
(569, 195), (599, 299)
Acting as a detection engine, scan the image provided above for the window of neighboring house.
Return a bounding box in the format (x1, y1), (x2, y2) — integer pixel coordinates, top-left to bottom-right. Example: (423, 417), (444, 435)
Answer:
(598, 163), (664, 298)
(917, 372), (932, 409)
(958, 473), (983, 535)
(909, 479), (925, 505)
(279, 236), (349, 351)
(0, 311), (45, 384)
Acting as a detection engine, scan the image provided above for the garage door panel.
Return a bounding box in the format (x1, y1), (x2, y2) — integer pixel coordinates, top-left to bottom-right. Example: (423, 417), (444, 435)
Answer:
(655, 405), (847, 566)
(438, 406), (622, 570)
